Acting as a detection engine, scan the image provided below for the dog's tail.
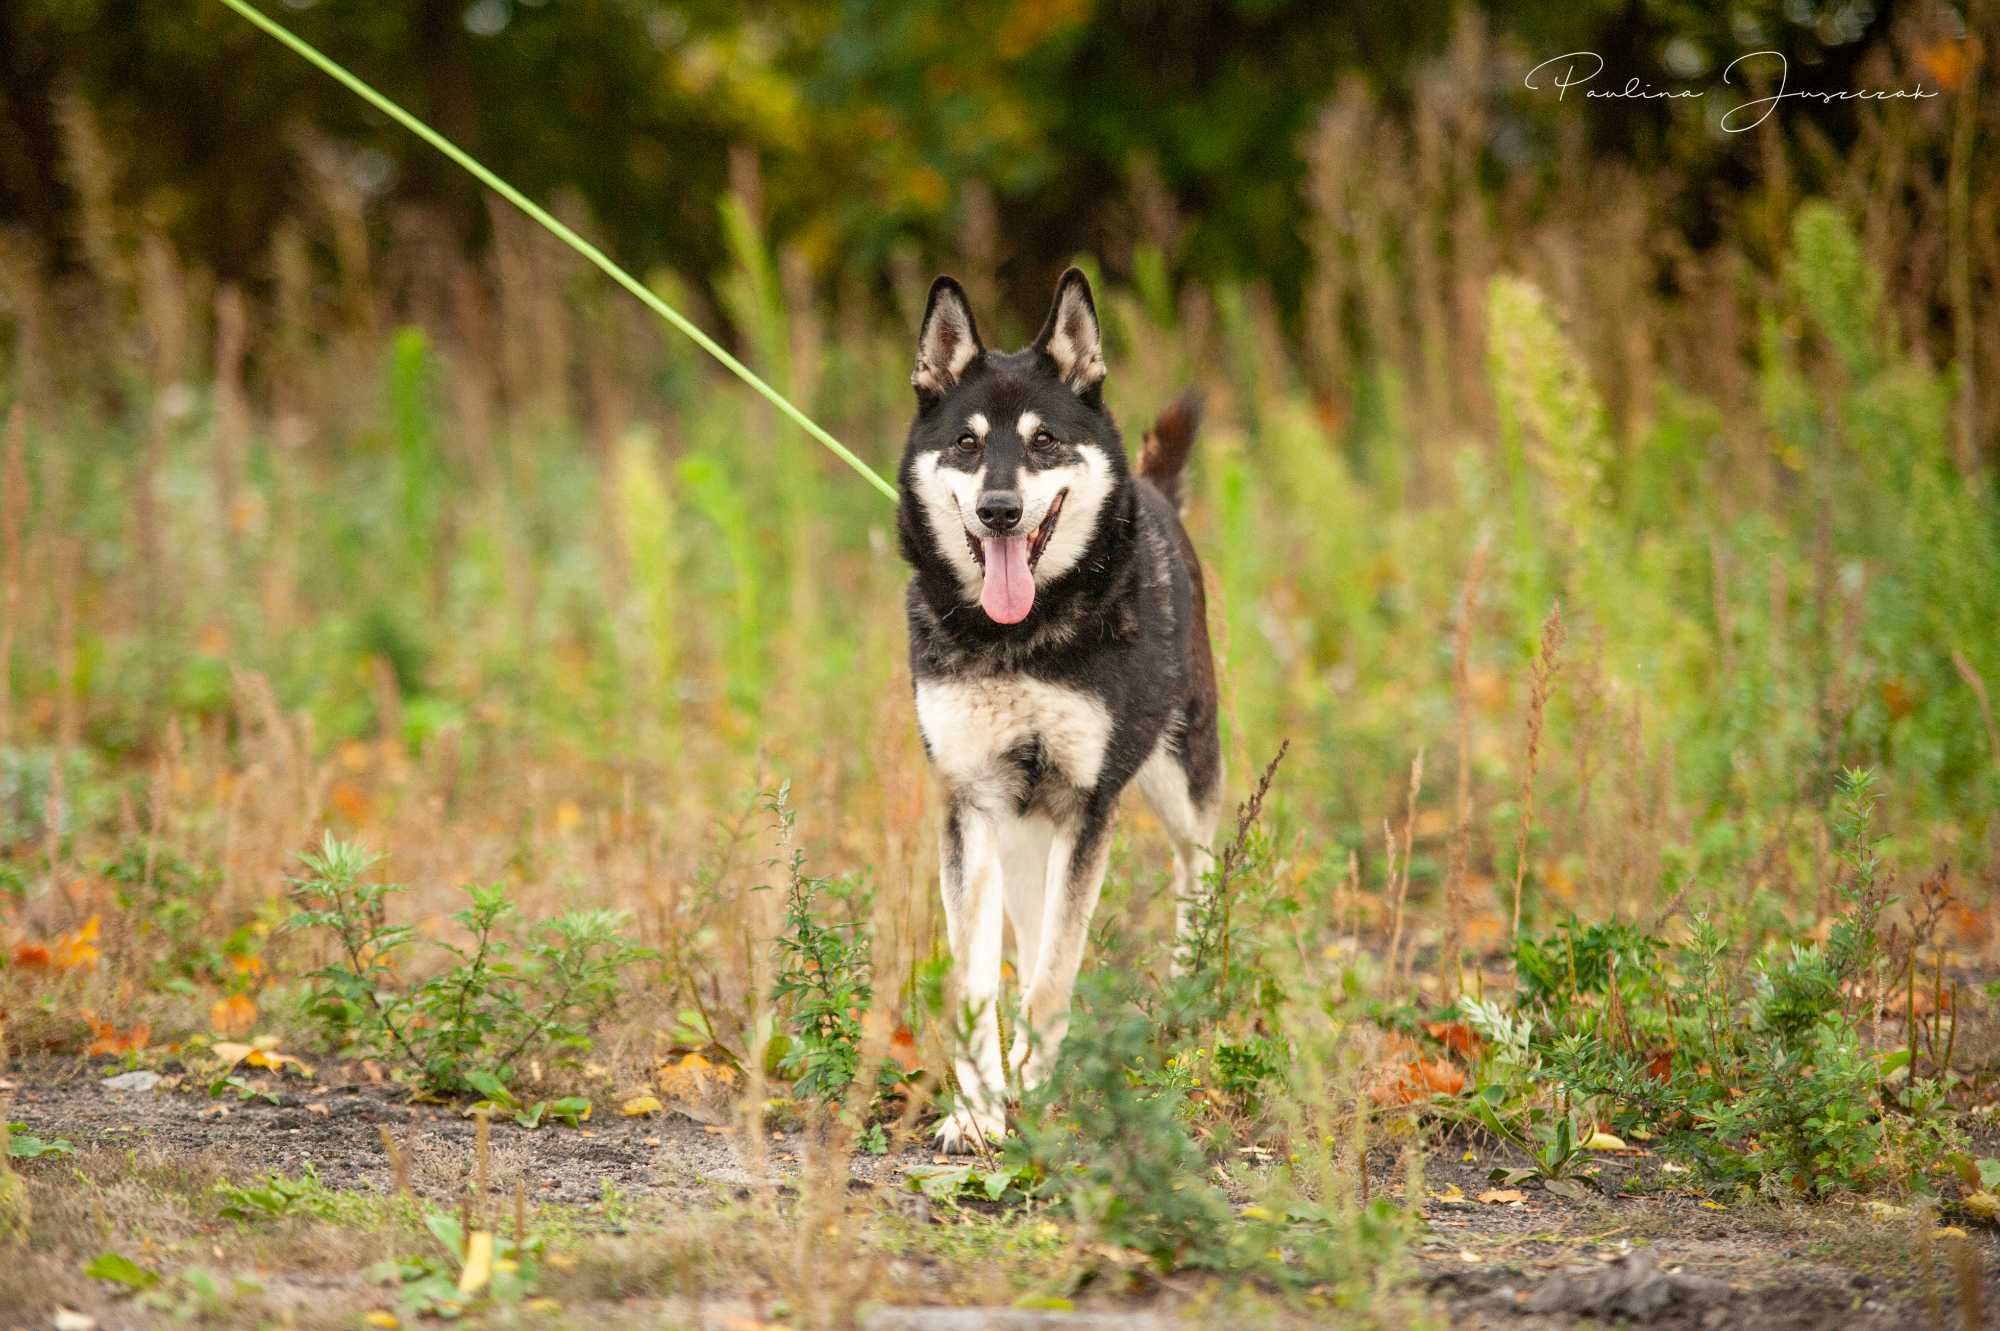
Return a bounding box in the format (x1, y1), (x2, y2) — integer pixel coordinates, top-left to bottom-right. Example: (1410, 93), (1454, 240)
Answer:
(1136, 388), (1204, 510)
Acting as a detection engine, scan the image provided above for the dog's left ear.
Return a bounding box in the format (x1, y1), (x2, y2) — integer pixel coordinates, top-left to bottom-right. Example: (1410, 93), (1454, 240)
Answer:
(1031, 267), (1105, 398)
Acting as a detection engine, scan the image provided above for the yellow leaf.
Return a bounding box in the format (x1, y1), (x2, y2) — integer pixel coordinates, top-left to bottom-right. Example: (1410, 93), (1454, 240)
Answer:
(1962, 1192), (1998, 1222)
(524, 1298), (561, 1313)
(620, 1095), (663, 1117)
(1432, 1183), (1466, 1203)
(457, 1231), (494, 1294)
(1478, 1188), (1526, 1205)
(1582, 1131), (1627, 1152)
(554, 799), (583, 833)
(1935, 1226), (1969, 1240)
(55, 916), (102, 969)
(365, 1314), (399, 1329)
(211, 1042), (254, 1065)
(1698, 1200), (1727, 1211)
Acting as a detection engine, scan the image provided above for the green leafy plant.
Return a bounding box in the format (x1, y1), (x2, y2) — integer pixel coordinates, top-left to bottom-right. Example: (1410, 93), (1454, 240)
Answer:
(6, 1123), (72, 1160)
(463, 1071), (592, 1130)
(285, 834), (651, 1096)
(84, 1250), (160, 1291)
(1507, 770), (1962, 1198)
(369, 1209), (544, 1319)
(215, 1169), (343, 1222)
(765, 784), (892, 1108)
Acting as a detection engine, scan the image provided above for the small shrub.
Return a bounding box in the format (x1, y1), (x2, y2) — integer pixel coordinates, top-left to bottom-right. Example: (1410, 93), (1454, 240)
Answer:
(1504, 770), (1963, 1197)
(766, 783), (892, 1108)
(285, 834), (650, 1095)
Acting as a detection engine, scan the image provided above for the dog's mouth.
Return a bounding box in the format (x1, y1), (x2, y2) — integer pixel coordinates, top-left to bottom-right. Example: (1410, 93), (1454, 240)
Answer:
(964, 489), (1067, 571)
(965, 489), (1067, 625)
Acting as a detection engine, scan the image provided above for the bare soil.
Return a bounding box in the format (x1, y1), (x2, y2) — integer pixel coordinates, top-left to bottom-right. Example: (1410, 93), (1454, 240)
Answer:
(8, 1057), (1996, 1330)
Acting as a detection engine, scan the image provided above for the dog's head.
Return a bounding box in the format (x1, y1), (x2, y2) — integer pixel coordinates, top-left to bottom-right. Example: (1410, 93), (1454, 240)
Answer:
(897, 267), (1125, 626)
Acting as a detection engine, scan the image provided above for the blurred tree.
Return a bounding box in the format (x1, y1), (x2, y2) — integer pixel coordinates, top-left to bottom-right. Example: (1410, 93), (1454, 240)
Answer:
(0, 0), (1928, 319)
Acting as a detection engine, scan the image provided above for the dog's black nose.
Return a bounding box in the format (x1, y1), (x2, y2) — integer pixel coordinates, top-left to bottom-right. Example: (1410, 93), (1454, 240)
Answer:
(976, 490), (1023, 531)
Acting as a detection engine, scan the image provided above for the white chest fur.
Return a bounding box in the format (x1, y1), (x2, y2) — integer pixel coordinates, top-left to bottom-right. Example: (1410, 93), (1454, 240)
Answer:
(915, 676), (1113, 800)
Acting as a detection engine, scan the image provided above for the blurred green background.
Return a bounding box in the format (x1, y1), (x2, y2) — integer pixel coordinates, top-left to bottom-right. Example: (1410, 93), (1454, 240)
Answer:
(0, 1), (1970, 311)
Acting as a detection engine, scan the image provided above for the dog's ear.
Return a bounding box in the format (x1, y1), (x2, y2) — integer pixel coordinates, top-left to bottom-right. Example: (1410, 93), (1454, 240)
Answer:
(1031, 267), (1105, 397)
(913, 276), (984, 404)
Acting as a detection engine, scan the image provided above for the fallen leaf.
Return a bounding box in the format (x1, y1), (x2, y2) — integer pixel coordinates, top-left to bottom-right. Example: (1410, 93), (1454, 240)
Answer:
(1961, 1191), (1997, 1222)
(10, 941), (51, 969)
(211, 1038), (311, 1076)
(1432, 1183), (1467, 1203)
(1424, 1021), (1483, 1059)
(1369, 1056), (1467, 1105)
(457, 1231), (494, 1294)
(1935, 1226), (1969, 1240)
(620, 1095), (663, 1117)
(657, 1051), (738, 1101)
(364, 1314), (399, 1330)
(1479, 1188), (1526, 1205)
(1583, 1131), (1627, 1152)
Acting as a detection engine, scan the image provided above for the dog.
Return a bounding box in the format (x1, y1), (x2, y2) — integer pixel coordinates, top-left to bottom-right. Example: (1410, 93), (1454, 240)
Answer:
(896, 267), (1221, 1151)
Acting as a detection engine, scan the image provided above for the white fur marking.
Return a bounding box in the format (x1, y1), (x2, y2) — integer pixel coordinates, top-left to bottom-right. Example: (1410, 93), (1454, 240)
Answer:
(968, 412), (989, 439)
(1027, 444), (1114, 582)
(915, 676), (1114, 805)
(912, 452), (985, 598)
(1017, 410), (1042, 440)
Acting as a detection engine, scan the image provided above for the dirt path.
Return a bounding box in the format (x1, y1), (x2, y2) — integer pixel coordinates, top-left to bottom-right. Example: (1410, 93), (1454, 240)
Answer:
(8, 1058), (1994, 1330)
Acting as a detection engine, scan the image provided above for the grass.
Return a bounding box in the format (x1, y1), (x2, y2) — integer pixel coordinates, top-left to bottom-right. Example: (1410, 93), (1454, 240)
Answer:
(0, 56), (1997, 1328)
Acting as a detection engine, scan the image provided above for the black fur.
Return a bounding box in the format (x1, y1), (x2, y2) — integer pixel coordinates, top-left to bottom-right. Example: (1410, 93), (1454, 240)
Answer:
(897, 272), (1219, 828)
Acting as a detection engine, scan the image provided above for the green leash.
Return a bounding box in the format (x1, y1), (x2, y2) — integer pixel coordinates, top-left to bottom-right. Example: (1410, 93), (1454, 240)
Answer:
(218, 0), (899, 503)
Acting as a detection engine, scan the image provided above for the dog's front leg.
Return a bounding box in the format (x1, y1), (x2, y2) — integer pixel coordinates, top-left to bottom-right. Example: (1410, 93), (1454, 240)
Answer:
(1016, 804), (1114, 1092)
(937, 796), (1007, 1152)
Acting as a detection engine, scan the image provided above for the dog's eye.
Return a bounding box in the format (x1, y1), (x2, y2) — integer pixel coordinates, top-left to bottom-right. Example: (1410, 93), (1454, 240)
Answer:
(1031, 428), (1057, 449)
(954, 432), (980, 452)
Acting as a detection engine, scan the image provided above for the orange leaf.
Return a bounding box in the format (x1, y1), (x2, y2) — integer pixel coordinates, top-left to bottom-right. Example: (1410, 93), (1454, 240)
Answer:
(1369, 1056), (1467, 1106)
(87, 1020), (151, 1055)
(887, 1024), (921, 1073)
(1424, 1021), (1483, 1059)
(328, 780), (372, 825)
(10, 941), (51, 970)
(55, 915), (102, 969)
(211, 993), (258, 1036)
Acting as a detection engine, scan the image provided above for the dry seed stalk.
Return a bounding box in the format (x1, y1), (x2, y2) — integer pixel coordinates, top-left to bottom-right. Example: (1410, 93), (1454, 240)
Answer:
(472, 1107), (491, 1229)
(0, 407), (24, 749)
(1443, 530), (1491, 998)
(378, 1125), (409, 1196)
(1216, 739), (1291, 993)
(1383, 748), (1425, 984)
(1511, 602), (1567, 938)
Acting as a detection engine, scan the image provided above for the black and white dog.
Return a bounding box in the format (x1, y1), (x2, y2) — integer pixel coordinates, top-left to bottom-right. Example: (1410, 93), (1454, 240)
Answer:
(897, 268), (1221, 1150)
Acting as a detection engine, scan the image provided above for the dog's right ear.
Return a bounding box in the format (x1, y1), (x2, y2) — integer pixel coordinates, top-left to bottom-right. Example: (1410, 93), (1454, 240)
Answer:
(913, 276), (984, 405)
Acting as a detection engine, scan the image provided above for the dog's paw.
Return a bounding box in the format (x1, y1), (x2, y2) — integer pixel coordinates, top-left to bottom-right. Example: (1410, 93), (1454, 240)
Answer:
(933, 1104), (1006, 1154)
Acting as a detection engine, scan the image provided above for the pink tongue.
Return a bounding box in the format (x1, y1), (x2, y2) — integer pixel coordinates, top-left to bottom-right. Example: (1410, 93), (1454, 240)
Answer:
(979, 536), (1036, 624)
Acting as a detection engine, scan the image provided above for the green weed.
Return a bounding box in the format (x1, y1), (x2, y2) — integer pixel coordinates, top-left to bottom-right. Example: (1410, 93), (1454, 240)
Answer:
(285, 834), (651, 1095)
